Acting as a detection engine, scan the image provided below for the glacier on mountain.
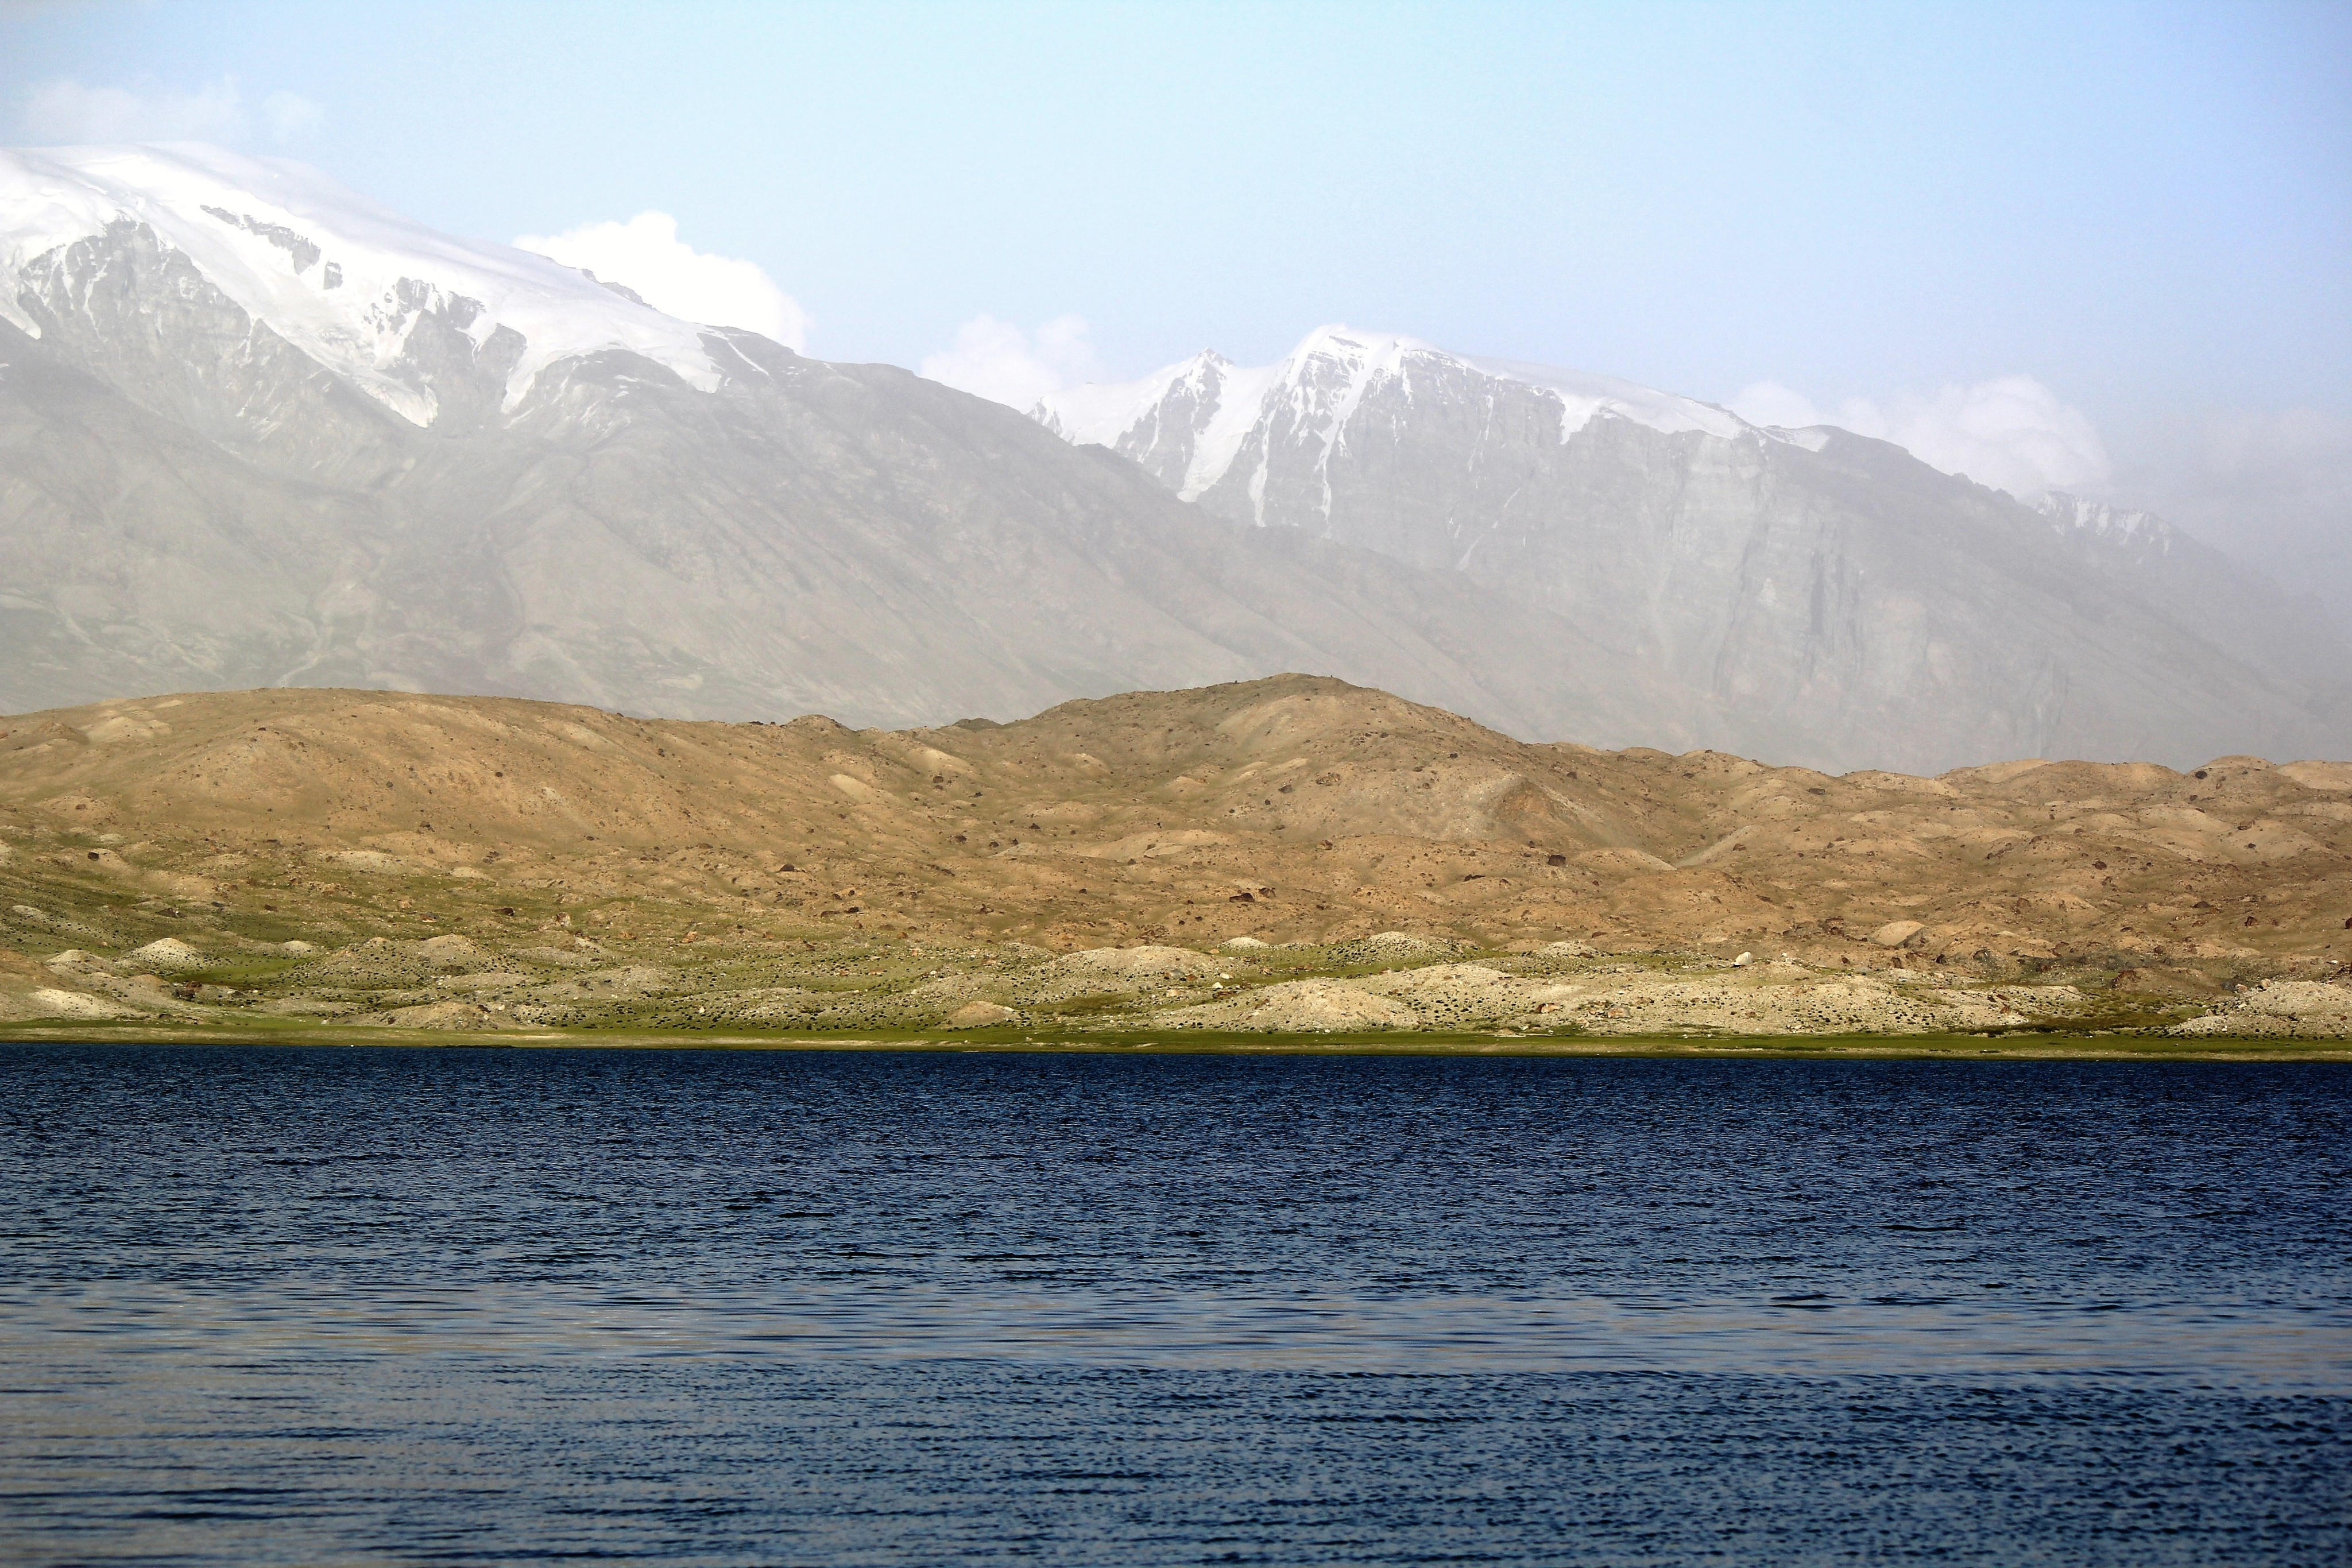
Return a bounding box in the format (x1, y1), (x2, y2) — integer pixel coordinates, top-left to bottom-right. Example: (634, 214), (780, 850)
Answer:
(0, 143), (724, 425)
(2, 144), (2344, 771)
(1035, 326), (1786, 513)
(2037, 490), (2175, 553)
(1028, 320), (2350, 769)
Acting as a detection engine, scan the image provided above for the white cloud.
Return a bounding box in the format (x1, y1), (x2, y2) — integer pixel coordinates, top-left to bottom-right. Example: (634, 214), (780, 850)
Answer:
(20, 76), (322, 146)
(1731, 374), (2110, 499)
(513, 212), (808, 350)
(1720, 380), (1822, 432)
(2160, 407), (2352, 504)
(919, 315), (1098, 409)
(2114, 406), (2352, 623)
(261, 91), (325, 142)
(1734, 381), (2352, 623)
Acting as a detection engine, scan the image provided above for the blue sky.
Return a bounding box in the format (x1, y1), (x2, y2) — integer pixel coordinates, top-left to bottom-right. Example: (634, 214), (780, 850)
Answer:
(5, 1), (2348, 594)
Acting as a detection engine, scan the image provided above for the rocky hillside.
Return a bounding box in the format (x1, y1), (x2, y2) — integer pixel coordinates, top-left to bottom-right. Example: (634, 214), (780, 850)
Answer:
(3, 678), (2347, 1036)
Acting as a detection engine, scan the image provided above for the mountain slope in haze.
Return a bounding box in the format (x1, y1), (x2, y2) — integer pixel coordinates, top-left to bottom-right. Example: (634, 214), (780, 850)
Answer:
(2031, 490), (2347, 698)
(4, 146), (2345, 774)
(1036, 328), (2352, 771)
(0, 144), (1716, 750)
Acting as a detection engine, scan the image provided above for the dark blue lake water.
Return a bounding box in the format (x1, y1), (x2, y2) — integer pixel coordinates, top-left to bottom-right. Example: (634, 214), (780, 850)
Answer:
(0, 1044), (2345, 1565)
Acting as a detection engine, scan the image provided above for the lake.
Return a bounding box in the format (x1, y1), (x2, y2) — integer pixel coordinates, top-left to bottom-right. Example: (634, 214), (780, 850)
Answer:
(1, 1045), (2345, 1563)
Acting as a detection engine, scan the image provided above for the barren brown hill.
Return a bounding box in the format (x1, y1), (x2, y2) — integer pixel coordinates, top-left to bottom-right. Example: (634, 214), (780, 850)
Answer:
(3, 676), (2349, 1040)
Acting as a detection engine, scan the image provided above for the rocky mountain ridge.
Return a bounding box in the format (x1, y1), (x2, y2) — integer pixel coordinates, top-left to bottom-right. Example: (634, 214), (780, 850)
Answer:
(1, 148), (1719, 753)
(1035, 327), (2352, 769)
(3, 146), (2346, 772)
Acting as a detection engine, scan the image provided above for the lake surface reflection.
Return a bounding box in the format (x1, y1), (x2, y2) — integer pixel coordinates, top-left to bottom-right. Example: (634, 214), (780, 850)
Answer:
(2, 1046), (2345, 1563)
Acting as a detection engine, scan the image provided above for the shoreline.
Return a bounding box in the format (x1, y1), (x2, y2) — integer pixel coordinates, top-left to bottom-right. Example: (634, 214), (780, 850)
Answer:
(5, 1022), (2347, 1062)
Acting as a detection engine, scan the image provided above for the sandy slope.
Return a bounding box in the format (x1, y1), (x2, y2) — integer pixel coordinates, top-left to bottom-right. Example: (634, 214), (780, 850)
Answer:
(2, 676), (2347, 1036)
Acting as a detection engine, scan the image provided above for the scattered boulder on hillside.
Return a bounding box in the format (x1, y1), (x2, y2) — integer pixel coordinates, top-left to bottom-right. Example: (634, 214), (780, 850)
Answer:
(1201, 979), (1423, 1032)
(415, 934), (489, 967)
(1143, 961), (2079, 1037)
(117, 937), (206, 973)
(435, 971), (536, 993)
(510, 945), (604, 968)
(1028, 945), (1217, 997)
(1357, 964), (1523, 1028)
(1335, 931), (1466, 965)
(316, 850), (412, 874)
(21, 987), (144, 1020)
(525, 965), (673, 1004)
(363, 999), (523, 1030)
(4, 679), (2347, 1022)
(250, 997), (361, 1017)
(2173, 979), (2352, 1039)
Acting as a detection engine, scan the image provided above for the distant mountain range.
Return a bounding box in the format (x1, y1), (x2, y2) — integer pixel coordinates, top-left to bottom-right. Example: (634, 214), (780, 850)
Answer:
(1035, 328), (2351, 770)
(3, 144), (2345, 771)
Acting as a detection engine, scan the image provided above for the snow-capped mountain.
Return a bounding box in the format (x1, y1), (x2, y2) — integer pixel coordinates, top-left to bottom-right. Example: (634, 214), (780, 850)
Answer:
(1, 144), (724, 427)
(0, 145), (1717, 753)
(1032, 324), (1855, 577)
(1, 148), (2344, 769)
(1036, 326), (1770, 516)
(2036, 491), (2175, 555)
(1034, 328), (2351, 765)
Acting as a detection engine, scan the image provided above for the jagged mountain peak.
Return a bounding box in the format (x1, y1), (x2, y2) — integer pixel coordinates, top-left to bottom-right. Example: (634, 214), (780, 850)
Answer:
(0, 142), (725, 425)
(1268, 324), (1758, 442)
(2037, 490), (2178, 555)
(1033, 324), (1794, 510)
(1030, 320), (2349, 768)
(1, 152), (2342, 773)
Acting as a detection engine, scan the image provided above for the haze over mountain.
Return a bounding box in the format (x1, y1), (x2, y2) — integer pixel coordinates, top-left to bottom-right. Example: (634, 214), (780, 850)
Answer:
(2, 145), (2345, 774)
(0, 144), (1708, 749)
(1035, 328), (2352, 772)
